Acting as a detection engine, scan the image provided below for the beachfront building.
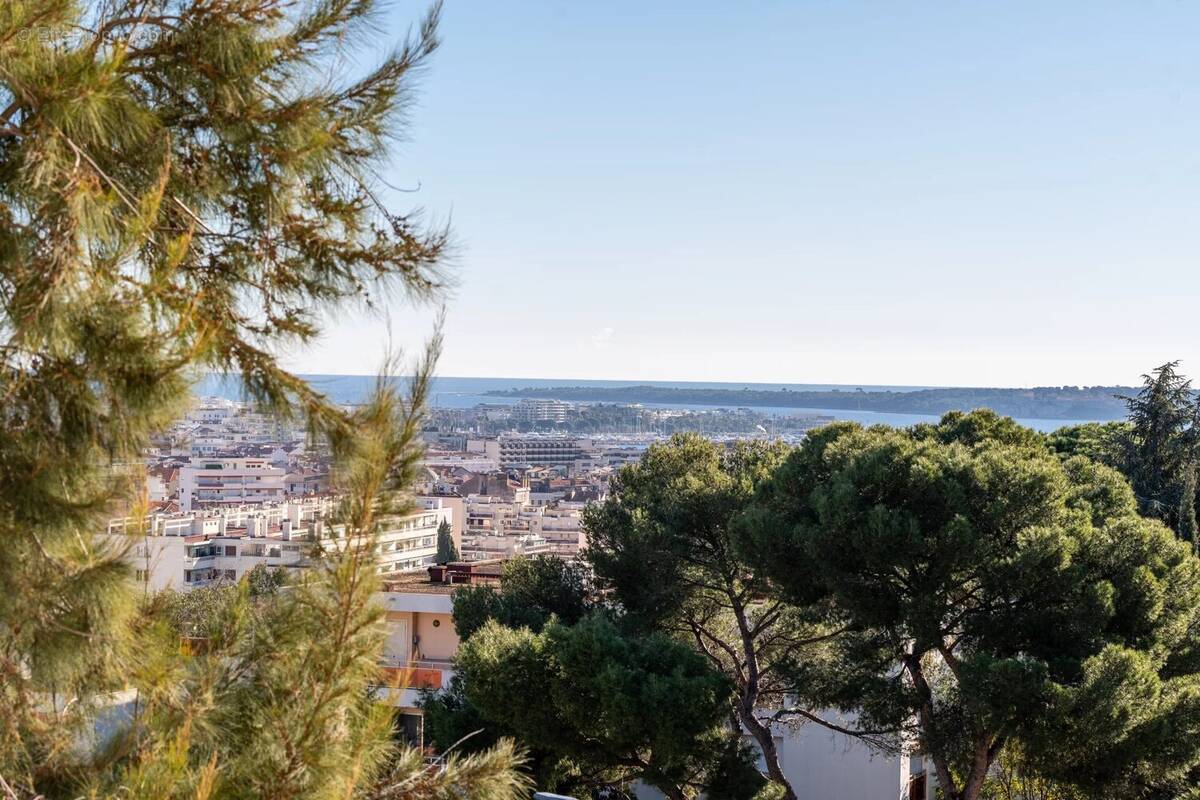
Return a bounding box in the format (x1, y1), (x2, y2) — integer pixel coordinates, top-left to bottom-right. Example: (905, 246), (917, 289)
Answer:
(512, 398), (570, 424)
(490, 436), (594, 470)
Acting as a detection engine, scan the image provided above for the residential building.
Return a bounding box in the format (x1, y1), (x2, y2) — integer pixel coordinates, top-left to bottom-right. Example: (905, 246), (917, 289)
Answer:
(106, 497), (453, 591)
(460, 532), (551, 560)
(493, 437), (594, 469)
(178, 456), (286, 511)
(512, 398), (570, 424)
(373, 564), (501, 746)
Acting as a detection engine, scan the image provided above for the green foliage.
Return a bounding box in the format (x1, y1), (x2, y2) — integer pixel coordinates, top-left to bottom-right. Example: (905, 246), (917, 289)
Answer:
(585, 433), (830, 800)
(0, 1), (529, 797)
(435, 518), (459, 564)
(1119, 362), (1200, 533)
(585, 434), (786, 627)
(740, 410), (1200, 800)
(244, 563), (286, 597)
(451, 554), (590, 640)
(1182, 467), (1199, 548)
(1046, 421), (1129, 467)
(160, 583), (241, 639)
(456, 613), (756, 800)
(979, 743), (1085, 800)
(420, 674), (499, 758)
(420, 674), (595, 800)
(437, 543), (764, 798)
(911, 408), (1048, 449)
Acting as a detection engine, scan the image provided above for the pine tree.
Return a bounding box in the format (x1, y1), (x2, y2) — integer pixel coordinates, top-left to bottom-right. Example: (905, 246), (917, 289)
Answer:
(742, 413), (1200, 800)
(435, 518), (459, 564)
(1119, 361), (1199, 533)
(0, 2), (526, 797)
(585, 434), (842, 800)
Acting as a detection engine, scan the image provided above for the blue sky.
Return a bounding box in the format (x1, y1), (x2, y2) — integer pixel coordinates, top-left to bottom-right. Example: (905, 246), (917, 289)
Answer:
(290, 1), (1200, 387)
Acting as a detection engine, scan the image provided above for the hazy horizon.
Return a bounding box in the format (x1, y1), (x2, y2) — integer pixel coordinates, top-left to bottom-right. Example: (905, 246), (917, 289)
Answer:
(203, 371), (1144, 392)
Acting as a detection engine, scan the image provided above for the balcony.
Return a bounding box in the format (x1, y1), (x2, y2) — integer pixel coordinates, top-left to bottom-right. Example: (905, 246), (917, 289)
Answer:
(374, 659), (454, 707)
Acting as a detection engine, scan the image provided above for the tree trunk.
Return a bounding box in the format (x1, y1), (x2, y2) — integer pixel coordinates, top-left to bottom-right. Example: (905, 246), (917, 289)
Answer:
(658, 783), (688, 800)
(903, 653), (961, 800)
(738, 704), (796, 800)
(729, 593), (798, 800)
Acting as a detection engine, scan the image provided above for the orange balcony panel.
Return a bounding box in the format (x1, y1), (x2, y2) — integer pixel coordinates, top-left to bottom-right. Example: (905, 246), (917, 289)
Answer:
(378, 665), (443, 690)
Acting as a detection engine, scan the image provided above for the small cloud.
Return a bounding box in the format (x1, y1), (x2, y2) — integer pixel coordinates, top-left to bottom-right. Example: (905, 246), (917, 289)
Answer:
(591, 327), (615, 349)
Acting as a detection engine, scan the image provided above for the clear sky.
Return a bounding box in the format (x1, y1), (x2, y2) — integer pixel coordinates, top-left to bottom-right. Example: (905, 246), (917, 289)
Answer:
(288, 1), (1200, 388)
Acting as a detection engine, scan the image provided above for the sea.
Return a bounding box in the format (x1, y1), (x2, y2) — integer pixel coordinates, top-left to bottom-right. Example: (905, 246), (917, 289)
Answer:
(193, 374), (1095, 433)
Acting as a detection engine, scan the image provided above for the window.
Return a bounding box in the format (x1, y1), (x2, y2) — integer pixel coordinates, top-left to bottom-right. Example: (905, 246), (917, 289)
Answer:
(225, 545), (237, 557)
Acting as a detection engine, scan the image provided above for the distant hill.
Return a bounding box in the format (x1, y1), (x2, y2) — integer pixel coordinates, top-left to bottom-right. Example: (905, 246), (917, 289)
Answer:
(486, 384), (1139, 421)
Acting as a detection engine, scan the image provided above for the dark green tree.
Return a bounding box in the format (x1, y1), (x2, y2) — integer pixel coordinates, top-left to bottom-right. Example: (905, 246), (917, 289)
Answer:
(979, 743), (1084, 800)
(738, 411), (1200, 800)
(435, 518), (459, 564)
(1119, 362), (1200, 533)
(426, 555), (595, 794)
(1046, 421), (1129, 467)
(1181, 466), (1199, 550)
(451, 554), (589, 640)
(0, 1), (527, 797)
(456, 614), (765, 800)
(585, 433), (859, 800)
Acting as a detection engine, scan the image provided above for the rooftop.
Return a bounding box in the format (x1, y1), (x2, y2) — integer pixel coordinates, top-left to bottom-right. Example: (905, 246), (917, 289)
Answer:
(381, 560), (504, 594)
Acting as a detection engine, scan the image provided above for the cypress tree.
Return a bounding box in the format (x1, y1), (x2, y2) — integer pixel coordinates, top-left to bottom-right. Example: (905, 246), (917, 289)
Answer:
(435, 518), (459, 564)
(0, 2), (526, 797)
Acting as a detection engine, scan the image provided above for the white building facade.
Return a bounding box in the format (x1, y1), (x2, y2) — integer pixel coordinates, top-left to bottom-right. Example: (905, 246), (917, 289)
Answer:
(107, 497), (453, 591)
(178, 456), (286, 511)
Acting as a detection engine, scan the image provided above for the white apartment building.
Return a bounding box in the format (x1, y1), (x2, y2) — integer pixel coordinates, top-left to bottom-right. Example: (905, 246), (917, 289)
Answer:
(188, 429), (231, 456)
(179, 457), (286, 511)
(460, 532), (552, 561)
(107, 497), (453, 591)
(488, 437), (594, 469)
(185, 400), (238, 425)
(367, 506), (449, 577)
(513, 398), (570, 424)
(419, 494), (463, 553)
(419, 453), (498, 472)
(459, 495), (584, 560)
(174, 401), (306, 458)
